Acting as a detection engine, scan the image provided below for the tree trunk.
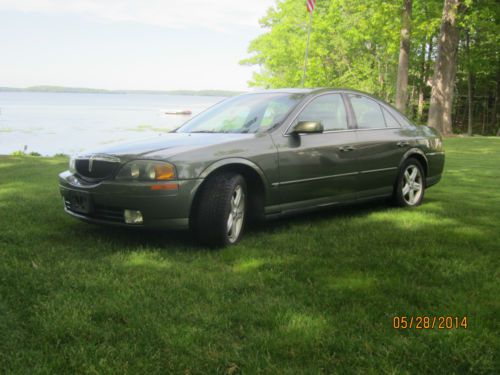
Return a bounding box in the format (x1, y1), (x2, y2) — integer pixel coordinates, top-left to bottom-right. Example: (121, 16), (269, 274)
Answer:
(492, 67), (500, 134)
(417, 35), (433, 122)
(427, 0), (461, 135)
(395, 0), (412, 113)
(409, 85), (416, 117)
(466, 29), (473, 136)
(482, 100), (487, 134)
(417, 41), (426, 122)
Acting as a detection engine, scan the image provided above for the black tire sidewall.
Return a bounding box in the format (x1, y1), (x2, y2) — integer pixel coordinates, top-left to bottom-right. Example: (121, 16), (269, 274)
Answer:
(192, 172), (247, 247)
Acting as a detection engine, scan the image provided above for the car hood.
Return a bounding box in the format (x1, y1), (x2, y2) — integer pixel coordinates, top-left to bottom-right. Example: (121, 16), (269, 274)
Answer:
(84, 132), (254, 160)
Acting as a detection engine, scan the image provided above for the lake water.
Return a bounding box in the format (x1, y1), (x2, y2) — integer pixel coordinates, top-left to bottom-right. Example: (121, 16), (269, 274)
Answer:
(0, 92), (225, 156)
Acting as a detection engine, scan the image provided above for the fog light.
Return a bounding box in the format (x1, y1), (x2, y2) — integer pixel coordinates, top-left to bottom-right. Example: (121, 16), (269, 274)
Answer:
(124, 209), (143, 224)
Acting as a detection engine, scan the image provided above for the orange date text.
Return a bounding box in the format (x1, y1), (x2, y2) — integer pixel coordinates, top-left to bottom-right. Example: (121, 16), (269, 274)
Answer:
(392, 316), (468, 330)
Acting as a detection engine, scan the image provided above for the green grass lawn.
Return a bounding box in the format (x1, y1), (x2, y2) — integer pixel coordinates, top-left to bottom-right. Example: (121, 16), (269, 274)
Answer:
(1, 137), (499, 374)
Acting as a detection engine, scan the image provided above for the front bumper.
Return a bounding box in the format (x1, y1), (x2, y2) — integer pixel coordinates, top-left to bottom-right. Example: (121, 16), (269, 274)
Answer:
(59, 171), (203, 229)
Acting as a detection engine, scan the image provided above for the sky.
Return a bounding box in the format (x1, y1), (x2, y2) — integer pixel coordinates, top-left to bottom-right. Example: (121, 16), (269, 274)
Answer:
(0, 0), (276, 91)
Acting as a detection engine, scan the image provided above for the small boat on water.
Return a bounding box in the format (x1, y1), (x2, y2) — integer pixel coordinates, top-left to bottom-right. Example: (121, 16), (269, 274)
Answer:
(163, 109), (192, 115)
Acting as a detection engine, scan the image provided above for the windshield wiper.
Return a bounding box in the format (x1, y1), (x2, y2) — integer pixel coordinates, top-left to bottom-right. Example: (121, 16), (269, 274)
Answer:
(189, 130), (219, 133)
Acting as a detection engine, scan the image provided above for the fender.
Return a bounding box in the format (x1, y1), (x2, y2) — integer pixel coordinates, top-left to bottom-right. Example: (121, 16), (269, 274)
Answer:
(199, 157), (270, 193)
(398, 147), (428, 169)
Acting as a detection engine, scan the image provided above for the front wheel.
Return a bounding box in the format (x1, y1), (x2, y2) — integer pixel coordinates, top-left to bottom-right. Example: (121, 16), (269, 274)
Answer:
(191, 172), (247, 247)
(393, 158), (425, 207)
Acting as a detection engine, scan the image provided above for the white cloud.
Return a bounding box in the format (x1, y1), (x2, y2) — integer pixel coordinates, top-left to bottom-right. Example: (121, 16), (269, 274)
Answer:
(0, 0), (275, 31)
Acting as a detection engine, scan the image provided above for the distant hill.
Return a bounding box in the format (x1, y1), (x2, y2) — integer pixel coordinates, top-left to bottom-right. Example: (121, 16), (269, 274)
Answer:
(0, 86), (243, 97)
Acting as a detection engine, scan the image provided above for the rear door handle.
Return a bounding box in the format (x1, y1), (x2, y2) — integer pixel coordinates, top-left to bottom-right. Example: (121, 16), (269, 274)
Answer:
(397, 141), (409, 147)
(339, 145), (354, 152)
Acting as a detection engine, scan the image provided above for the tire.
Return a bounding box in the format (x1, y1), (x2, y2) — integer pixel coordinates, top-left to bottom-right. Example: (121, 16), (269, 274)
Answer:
(191, 172), (247, 247)
(392, 158), (425, 207)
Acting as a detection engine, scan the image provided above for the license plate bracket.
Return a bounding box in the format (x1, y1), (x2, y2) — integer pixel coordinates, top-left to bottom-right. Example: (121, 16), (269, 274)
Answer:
(67, 191), (93, 214)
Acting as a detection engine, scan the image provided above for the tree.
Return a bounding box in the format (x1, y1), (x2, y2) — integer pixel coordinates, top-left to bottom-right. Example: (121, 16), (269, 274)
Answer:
(465, 28), (473, 136)
(427, 0), (461, 135)
(240, 0), (401, 99)
(416, 35), (433, 122)
(395, 0), (413, 113)
(454, 0), (499, 135)
(241, 0), (498, 134)
(408, 0), (442, 122)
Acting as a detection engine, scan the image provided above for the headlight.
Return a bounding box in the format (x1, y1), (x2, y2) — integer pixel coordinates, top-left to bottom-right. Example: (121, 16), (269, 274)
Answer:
(69, 156), (76, 173)
(116, 160), (176, 181)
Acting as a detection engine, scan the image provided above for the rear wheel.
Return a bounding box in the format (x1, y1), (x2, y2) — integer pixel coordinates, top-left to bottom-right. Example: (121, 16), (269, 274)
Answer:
(393, 158), (425, 207)
(191, 172), (247, 247)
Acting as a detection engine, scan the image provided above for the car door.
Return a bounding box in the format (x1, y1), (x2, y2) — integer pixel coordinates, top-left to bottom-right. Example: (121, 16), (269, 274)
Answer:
(270, 93), (358, 210)
(347, 93), (408, 198)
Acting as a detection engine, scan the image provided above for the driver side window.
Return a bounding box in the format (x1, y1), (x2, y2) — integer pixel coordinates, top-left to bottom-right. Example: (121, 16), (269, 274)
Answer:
(295, 94), (348, 131)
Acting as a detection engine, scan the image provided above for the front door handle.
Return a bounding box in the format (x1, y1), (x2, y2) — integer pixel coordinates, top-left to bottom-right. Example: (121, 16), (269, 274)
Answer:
(339, 145), (354, 152)
(397, 141), (409, 147)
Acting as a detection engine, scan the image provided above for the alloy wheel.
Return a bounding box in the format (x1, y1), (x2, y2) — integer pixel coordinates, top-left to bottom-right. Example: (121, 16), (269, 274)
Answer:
(227, 185), (245, 243)
(402, 165), (423, 205)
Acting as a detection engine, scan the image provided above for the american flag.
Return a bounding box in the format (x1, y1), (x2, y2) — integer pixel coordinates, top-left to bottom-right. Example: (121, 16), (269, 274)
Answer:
(306, 0), (316, 13)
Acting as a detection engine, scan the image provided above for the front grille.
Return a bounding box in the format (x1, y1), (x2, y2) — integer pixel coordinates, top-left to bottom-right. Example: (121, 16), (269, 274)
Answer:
(64, 199), (124, 223)
(75, 155), (121, 180)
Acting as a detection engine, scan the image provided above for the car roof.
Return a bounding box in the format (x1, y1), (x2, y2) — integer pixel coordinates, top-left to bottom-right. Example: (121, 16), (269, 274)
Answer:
(245, 88), (380, 98)
(246, 88), (314, 94)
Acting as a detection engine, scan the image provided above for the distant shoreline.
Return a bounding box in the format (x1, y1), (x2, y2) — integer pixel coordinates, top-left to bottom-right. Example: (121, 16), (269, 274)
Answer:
(0, 86), (243, 97)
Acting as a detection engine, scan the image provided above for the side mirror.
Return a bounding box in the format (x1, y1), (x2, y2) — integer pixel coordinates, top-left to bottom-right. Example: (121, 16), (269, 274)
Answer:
(291, 121), (324, 135)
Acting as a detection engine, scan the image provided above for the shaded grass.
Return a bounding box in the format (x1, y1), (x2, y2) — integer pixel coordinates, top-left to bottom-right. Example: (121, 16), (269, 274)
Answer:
(0, 138), (499, 373)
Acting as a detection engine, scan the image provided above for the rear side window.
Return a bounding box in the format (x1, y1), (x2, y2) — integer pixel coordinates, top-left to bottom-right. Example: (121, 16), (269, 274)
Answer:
(348, 94), (386, 129)
(296, 94), (348, 131)
(382, 107), (400, 128)
(386, 106), (413, 128)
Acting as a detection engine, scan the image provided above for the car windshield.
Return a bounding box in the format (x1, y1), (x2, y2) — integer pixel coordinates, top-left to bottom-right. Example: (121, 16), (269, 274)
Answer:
(176, 93), (304, 134)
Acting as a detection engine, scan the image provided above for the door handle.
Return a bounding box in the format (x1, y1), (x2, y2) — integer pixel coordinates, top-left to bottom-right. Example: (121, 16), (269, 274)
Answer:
(339, 145), (354, 152)
(397, 141), (409, 147)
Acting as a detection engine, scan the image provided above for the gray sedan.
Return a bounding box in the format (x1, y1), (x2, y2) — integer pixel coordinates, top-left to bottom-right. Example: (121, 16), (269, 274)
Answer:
(59, 89), (445, 246)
